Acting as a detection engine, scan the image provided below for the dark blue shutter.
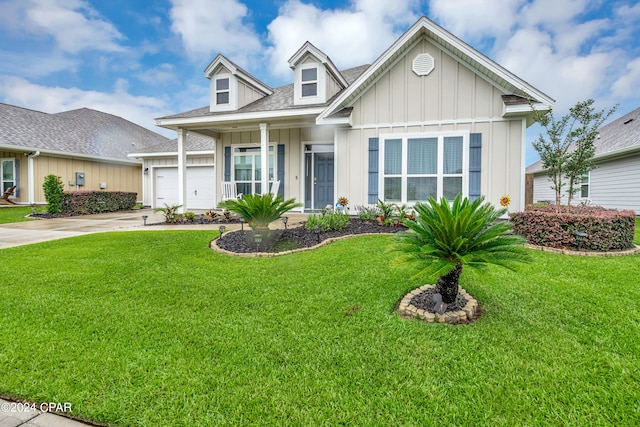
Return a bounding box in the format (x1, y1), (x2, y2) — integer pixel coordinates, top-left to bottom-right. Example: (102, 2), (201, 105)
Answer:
(14, 158), (20, 198)
(277, 144), (285, 198)
(224, 146), (231, 182)
(469, 133), (482, 201)
(368, 138), (379, 204)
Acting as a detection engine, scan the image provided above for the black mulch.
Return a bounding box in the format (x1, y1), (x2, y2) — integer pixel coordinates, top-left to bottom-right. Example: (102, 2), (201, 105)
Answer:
(216, 218), (406, 254)
(409, 286), (468, 313)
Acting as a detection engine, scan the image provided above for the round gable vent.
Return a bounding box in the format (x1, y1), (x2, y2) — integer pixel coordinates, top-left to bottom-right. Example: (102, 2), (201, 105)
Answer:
(412, 53), (435, 76)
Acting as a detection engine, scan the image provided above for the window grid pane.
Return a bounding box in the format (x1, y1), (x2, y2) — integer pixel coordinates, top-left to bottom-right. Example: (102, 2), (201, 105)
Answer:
(301, 68), (317, 82)
(384, 177), (401, 201)
(384, 139), (402, 174)
(443, 137), (463, 174)
(302, 83), (317, 97)
(443, 177), (462, 199)
(408, 138), (437, 174)
(216, 92), (229, 105)
(408, 177), (436, 201)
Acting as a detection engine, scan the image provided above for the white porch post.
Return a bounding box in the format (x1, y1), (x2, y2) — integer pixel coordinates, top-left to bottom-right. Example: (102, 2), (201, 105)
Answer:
(27, 151), (40, 204)
(333, 128), (339, 206)
(259, 123), (269, 195)
(177, 128), (187, 213)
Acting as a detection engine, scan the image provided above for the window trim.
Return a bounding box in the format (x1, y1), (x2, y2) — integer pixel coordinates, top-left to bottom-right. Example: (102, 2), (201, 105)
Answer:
(215, 76), (230, 105)
(231, 145), (276, 195)
(378, 131), (469, 204)
(1, 158), (16, 195)
(301, 67), (318, 97)
(294, 62), (325, 105)
(579, 172), (590, 199)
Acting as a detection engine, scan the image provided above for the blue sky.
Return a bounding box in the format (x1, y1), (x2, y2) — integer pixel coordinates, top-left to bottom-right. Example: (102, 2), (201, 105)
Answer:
(0, 0), (638, 165)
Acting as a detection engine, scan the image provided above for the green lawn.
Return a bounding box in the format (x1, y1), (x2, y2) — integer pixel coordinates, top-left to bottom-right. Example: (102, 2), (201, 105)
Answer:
(1, 229), (639, 426)
(0, 206), (35, 224)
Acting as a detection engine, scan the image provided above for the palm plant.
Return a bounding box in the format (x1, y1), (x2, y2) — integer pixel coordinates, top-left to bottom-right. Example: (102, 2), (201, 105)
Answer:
(218, 193), (302, 232)
(391, 194), (530, 303)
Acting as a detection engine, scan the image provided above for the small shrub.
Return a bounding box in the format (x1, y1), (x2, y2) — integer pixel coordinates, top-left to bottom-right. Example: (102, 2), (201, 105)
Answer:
(42, 174), (64, 214)
(510, 205), (636, 251)
(306, 210), (350, 232)
(61, 191), (137, 214)
(218, 193), (302, 232)
(357, 205), (382, 222)
(154, 204), (182, 223)
(182, 211), (196, 222)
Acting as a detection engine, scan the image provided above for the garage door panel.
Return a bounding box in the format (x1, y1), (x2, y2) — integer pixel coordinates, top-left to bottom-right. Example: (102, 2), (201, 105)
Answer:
(155, 167), (214, 210)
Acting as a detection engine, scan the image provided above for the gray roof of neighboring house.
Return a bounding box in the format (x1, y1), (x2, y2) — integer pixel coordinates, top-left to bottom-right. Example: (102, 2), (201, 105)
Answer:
(526, 107), (640, 174)
(0, 103), (170, 161)
(130, 132), (215, 154)
(158, 64), (370, 120)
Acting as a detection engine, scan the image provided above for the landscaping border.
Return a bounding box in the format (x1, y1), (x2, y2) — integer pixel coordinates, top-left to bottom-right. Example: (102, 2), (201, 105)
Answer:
(397, 284), (479, 324)
(525, 243), (640, 257)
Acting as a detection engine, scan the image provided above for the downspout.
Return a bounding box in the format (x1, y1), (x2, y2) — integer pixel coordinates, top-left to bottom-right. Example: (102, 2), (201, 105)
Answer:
(27, 151), (41, 204)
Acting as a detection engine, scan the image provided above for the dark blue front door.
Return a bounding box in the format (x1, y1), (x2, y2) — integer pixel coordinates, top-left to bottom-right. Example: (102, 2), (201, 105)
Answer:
(313, 152), (334, 209)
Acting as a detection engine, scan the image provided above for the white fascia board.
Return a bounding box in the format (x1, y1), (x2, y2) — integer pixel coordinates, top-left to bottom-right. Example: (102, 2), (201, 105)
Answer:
(594, 145), (640, 162)
(315, 115), (351, 126)
(0, 144), (142, 165)
(503, 102), (551, 117)
(128, 150), (215, 158)
(156, 107), (325, 128)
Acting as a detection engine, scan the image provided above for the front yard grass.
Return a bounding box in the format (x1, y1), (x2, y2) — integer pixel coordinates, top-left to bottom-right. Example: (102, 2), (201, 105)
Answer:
(0, 206), (34, 224)
(0, 230), (639, 426)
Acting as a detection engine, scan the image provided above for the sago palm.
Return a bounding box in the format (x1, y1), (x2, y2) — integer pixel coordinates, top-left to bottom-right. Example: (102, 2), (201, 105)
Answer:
(218, 193), (302, 232)
(391, 194), (530, 303)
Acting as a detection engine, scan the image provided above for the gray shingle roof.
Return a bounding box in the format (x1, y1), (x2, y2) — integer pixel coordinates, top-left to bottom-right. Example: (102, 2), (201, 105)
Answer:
(526, 107), (640, 173)
(0, 104), (170, 161)
(158, 64), (370, 121)
(130, 132), (215, 154)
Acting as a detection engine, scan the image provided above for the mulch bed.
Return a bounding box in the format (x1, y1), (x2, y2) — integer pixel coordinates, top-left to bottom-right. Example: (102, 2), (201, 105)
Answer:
(216, 219), (406, 254)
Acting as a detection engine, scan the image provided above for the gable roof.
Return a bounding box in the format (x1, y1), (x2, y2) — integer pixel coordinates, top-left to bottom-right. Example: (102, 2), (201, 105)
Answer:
(318, 16), (554, 123)
(204, 54), (273, 96)
(526, 106), (640, 174)
(0, 103), (170, 163)
(288, 41), (349, 88)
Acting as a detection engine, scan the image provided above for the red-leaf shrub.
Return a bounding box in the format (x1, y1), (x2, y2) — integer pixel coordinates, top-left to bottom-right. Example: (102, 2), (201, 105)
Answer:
(510, 205), (636, 251)
(61, 191), (137, 215)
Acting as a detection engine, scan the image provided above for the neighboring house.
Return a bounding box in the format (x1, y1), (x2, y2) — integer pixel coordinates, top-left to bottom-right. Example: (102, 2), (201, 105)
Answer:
(526, 107), (640, 214)
(0, 103), (170, 205)
(154, 16), (554, 213)
(128, 133), (215, 209)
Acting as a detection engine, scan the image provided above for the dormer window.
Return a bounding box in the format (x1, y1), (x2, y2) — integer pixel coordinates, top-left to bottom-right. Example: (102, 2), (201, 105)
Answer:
(301, 68), (318, 97)
(215, 77), (230, 105)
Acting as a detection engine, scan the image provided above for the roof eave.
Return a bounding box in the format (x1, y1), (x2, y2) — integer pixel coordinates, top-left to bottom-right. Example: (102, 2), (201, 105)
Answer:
(155, 107), (326, 129)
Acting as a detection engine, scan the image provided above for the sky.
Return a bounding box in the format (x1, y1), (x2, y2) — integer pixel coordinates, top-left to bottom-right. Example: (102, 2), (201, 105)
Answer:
(0, 0), (638, 165)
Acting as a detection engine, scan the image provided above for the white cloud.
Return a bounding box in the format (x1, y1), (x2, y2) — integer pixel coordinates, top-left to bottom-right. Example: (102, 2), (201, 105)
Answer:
(611, 58), (640, 99)
(429, 0), (522, 42)
(136, 63), (177, 85)
(0, 75), (175, 137)
(265, 0), (419, 79)
(0, 0), (124, 53)
(169, 0), (262, 66)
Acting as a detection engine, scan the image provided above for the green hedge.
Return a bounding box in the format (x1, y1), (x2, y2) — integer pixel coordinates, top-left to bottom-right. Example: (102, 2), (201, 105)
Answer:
(510, 205), (636, 251)
(61, 191), (137, 215)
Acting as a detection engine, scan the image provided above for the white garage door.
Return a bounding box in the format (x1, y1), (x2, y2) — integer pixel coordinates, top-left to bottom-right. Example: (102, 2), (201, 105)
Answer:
(155, 167), (215, 210)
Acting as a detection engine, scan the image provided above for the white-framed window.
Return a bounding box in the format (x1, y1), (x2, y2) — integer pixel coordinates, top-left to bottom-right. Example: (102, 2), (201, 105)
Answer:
(301, 67), (318, 97)
(233, 146), (275, 195)
(1, 158), (16, 194)
(379, 132), (469, 204)
(215, 76), (230, 105)
(580, 172), (589, 198)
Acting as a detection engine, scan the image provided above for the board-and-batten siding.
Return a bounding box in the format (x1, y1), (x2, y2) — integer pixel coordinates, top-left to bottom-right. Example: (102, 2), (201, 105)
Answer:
(590, 155), (640, 213)
(29, 155), (142, 204)
(339, 36), (526, 210)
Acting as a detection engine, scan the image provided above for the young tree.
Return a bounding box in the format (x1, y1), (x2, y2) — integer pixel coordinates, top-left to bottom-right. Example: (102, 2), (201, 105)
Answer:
(532, 99), (617, 210)
(42, 174), (64, 214)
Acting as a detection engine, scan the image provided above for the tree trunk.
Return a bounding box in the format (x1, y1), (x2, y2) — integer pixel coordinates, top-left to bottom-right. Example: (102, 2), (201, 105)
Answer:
(436, 264), (463, 304)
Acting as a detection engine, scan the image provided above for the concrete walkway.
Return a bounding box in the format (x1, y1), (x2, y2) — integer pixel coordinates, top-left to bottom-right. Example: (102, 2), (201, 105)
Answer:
(0, 208), (310, 426)
(0, 208), (309, 250)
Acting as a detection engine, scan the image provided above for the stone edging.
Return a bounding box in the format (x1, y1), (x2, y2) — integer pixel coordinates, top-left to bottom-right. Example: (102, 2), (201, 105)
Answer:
(397, 284), (479, 324)
(209, 231), (391, 258)
(525, 243), (640, 257)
